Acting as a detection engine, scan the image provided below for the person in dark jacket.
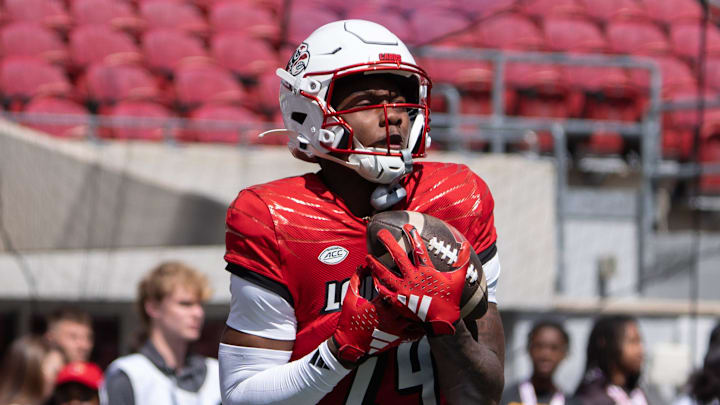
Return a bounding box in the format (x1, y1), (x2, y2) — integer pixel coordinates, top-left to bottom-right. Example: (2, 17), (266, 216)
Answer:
(574, 315), (655, 405)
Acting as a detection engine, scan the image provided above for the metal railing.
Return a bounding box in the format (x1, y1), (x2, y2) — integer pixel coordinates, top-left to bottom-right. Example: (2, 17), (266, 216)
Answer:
(415, 46), (663, 295)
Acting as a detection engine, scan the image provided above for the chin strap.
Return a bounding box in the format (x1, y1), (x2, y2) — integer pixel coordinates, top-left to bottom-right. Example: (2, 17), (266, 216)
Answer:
(370, 150), (413, 211)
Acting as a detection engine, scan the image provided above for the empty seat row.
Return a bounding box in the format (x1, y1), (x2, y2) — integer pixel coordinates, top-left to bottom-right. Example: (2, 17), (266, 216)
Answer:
(0, 57), (279, 114)
(0, 23), (279, 78)
(21, 96), (277, 144)
(430, 11), (720, 61)
(1, 0), (280, 36)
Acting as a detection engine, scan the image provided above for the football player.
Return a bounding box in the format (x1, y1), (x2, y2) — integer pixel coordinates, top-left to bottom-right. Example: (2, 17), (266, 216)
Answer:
(219, 20), (505, 404)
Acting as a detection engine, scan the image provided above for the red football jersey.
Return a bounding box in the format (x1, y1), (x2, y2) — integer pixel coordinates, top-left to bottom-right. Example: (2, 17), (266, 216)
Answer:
(225, 161), (497, 405)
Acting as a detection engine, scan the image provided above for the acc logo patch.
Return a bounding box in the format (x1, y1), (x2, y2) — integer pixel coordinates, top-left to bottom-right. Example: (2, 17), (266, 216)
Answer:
(318, 246), (349, 265)
(287, 42), (310, 76)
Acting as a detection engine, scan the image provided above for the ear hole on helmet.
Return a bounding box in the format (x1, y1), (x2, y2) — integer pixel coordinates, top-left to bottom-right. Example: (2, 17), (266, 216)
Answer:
(337, 127), (351, 149)
(291, 112), (307, 124)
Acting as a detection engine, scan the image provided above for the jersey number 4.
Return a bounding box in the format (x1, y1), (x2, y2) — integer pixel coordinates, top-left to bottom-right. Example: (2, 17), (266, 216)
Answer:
(345, 337), (438, 405)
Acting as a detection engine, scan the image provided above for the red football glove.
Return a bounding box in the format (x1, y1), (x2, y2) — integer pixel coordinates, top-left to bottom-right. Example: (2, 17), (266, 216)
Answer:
(332, 265), (423, 365)
(366, 224), (470, 336)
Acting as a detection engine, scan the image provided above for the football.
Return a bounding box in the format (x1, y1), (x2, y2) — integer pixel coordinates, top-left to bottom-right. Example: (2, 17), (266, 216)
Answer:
(366, 210), (488, 320)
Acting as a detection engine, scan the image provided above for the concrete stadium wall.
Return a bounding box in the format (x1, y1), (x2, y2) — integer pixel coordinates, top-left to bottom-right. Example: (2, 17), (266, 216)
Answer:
(0, 121), (229, 249)
(0, 120), (558, 308)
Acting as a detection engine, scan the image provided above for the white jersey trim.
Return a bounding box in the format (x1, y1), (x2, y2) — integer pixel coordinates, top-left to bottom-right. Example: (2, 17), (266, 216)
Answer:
(484, 252), (501, 304)
(227, 274), (297, 341)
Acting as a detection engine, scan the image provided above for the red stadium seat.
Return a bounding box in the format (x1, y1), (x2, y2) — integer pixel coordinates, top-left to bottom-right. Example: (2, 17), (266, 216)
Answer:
(628, 58), (697, 147)
(184, 103), (260, 143)
(578, 0), (650, 23)
(70, 0), (142, 32)
(142, 29), (209, 73)
(542, 17), (607, 53)
(639, 0), (703, 26)
(505, 62), (566, 91)
(662, 90), (720, 159)
(386, 0), (455, 17)
(505, 61), (572, 151)
(419, 56), (493, 92)
(519, 0), (586, 20)
(583, 88), (640, 121)
(105, 100), (174, 140)
(606, 21), (670, 56)
(0, 57), (72, 106)
(209, 1), (280, 43)
(241, 72), (281, 116)
(253, 0), (284, 15)
(4, 0), (71, 30)
(22, 96), (89, 138)
(629, 56), (697, 96)
(173, 63), (244, 109)
(294, 0), (347, 15)
(343, 9), (412, 43)
(420, 55), (516, 118)
(203, 0), (284, 17)
(579, 79), (640, 155)
(704, 58), (720, 91)
(0, 22), (68, 64)
(699, 125), (720, 194)
(408, 8), (471, 47)
(69, 25), (142, 68)
(563, 65), (632, 94)
(140, 1), (209, 36)
(78, 62), (160, 106)
(286, 7), (340, 46)
(211, 34), (279, 78)
(476, 13), (545, 50)
(454, 0), (517, 20)
(670, 22), (720, 63)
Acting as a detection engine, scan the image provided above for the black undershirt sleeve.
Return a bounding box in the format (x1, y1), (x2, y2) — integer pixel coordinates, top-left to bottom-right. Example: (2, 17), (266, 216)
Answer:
(225, 262), (294, 307)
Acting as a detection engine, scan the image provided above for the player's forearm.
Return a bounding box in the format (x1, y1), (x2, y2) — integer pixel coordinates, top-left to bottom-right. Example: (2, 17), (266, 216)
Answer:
(429, 305), (505, 405)
(219, 340), (350, 405)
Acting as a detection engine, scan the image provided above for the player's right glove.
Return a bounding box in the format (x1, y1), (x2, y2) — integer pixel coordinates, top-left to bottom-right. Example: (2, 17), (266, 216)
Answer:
(331, 265), (423, 365)
(366, 224), (469, 337)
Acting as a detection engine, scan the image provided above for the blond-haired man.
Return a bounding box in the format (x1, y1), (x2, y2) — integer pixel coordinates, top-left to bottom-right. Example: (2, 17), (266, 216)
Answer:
(101, 261), (220, 405)
(45, 307), (94, 363)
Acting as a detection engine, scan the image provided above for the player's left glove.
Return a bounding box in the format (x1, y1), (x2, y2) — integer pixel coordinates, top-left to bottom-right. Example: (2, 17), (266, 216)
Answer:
(331, 265), (423, 365)
(366, 224), (470, 337)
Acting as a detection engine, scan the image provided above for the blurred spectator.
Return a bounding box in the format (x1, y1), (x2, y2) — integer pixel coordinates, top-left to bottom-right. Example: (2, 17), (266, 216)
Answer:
(53, 362), (103, 405)
(101, 261), (220, 405)
(502, 320), (580, 405)
(573, 315), (665, 405)
(45, 307), (94, 363)
(673, 322), (720, 405)
(710, 322), (720, 349)
(0, 335), (65, 405)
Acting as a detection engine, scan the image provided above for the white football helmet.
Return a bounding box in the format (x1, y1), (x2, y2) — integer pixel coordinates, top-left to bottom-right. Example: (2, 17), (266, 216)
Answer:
(270, 20), (432, 187)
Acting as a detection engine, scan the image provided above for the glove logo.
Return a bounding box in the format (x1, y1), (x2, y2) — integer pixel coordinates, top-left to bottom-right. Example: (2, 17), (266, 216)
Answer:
(318, 246), (349, 265)
(368, 328), (401, 354)
(397, 294), (432, 321)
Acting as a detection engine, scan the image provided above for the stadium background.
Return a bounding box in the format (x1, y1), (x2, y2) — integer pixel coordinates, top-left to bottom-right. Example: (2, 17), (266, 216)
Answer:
(1, 0), (720, 401)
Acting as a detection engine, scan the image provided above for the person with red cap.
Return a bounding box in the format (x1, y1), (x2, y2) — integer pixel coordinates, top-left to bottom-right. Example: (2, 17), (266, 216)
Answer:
(53, 362), (103, 405)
